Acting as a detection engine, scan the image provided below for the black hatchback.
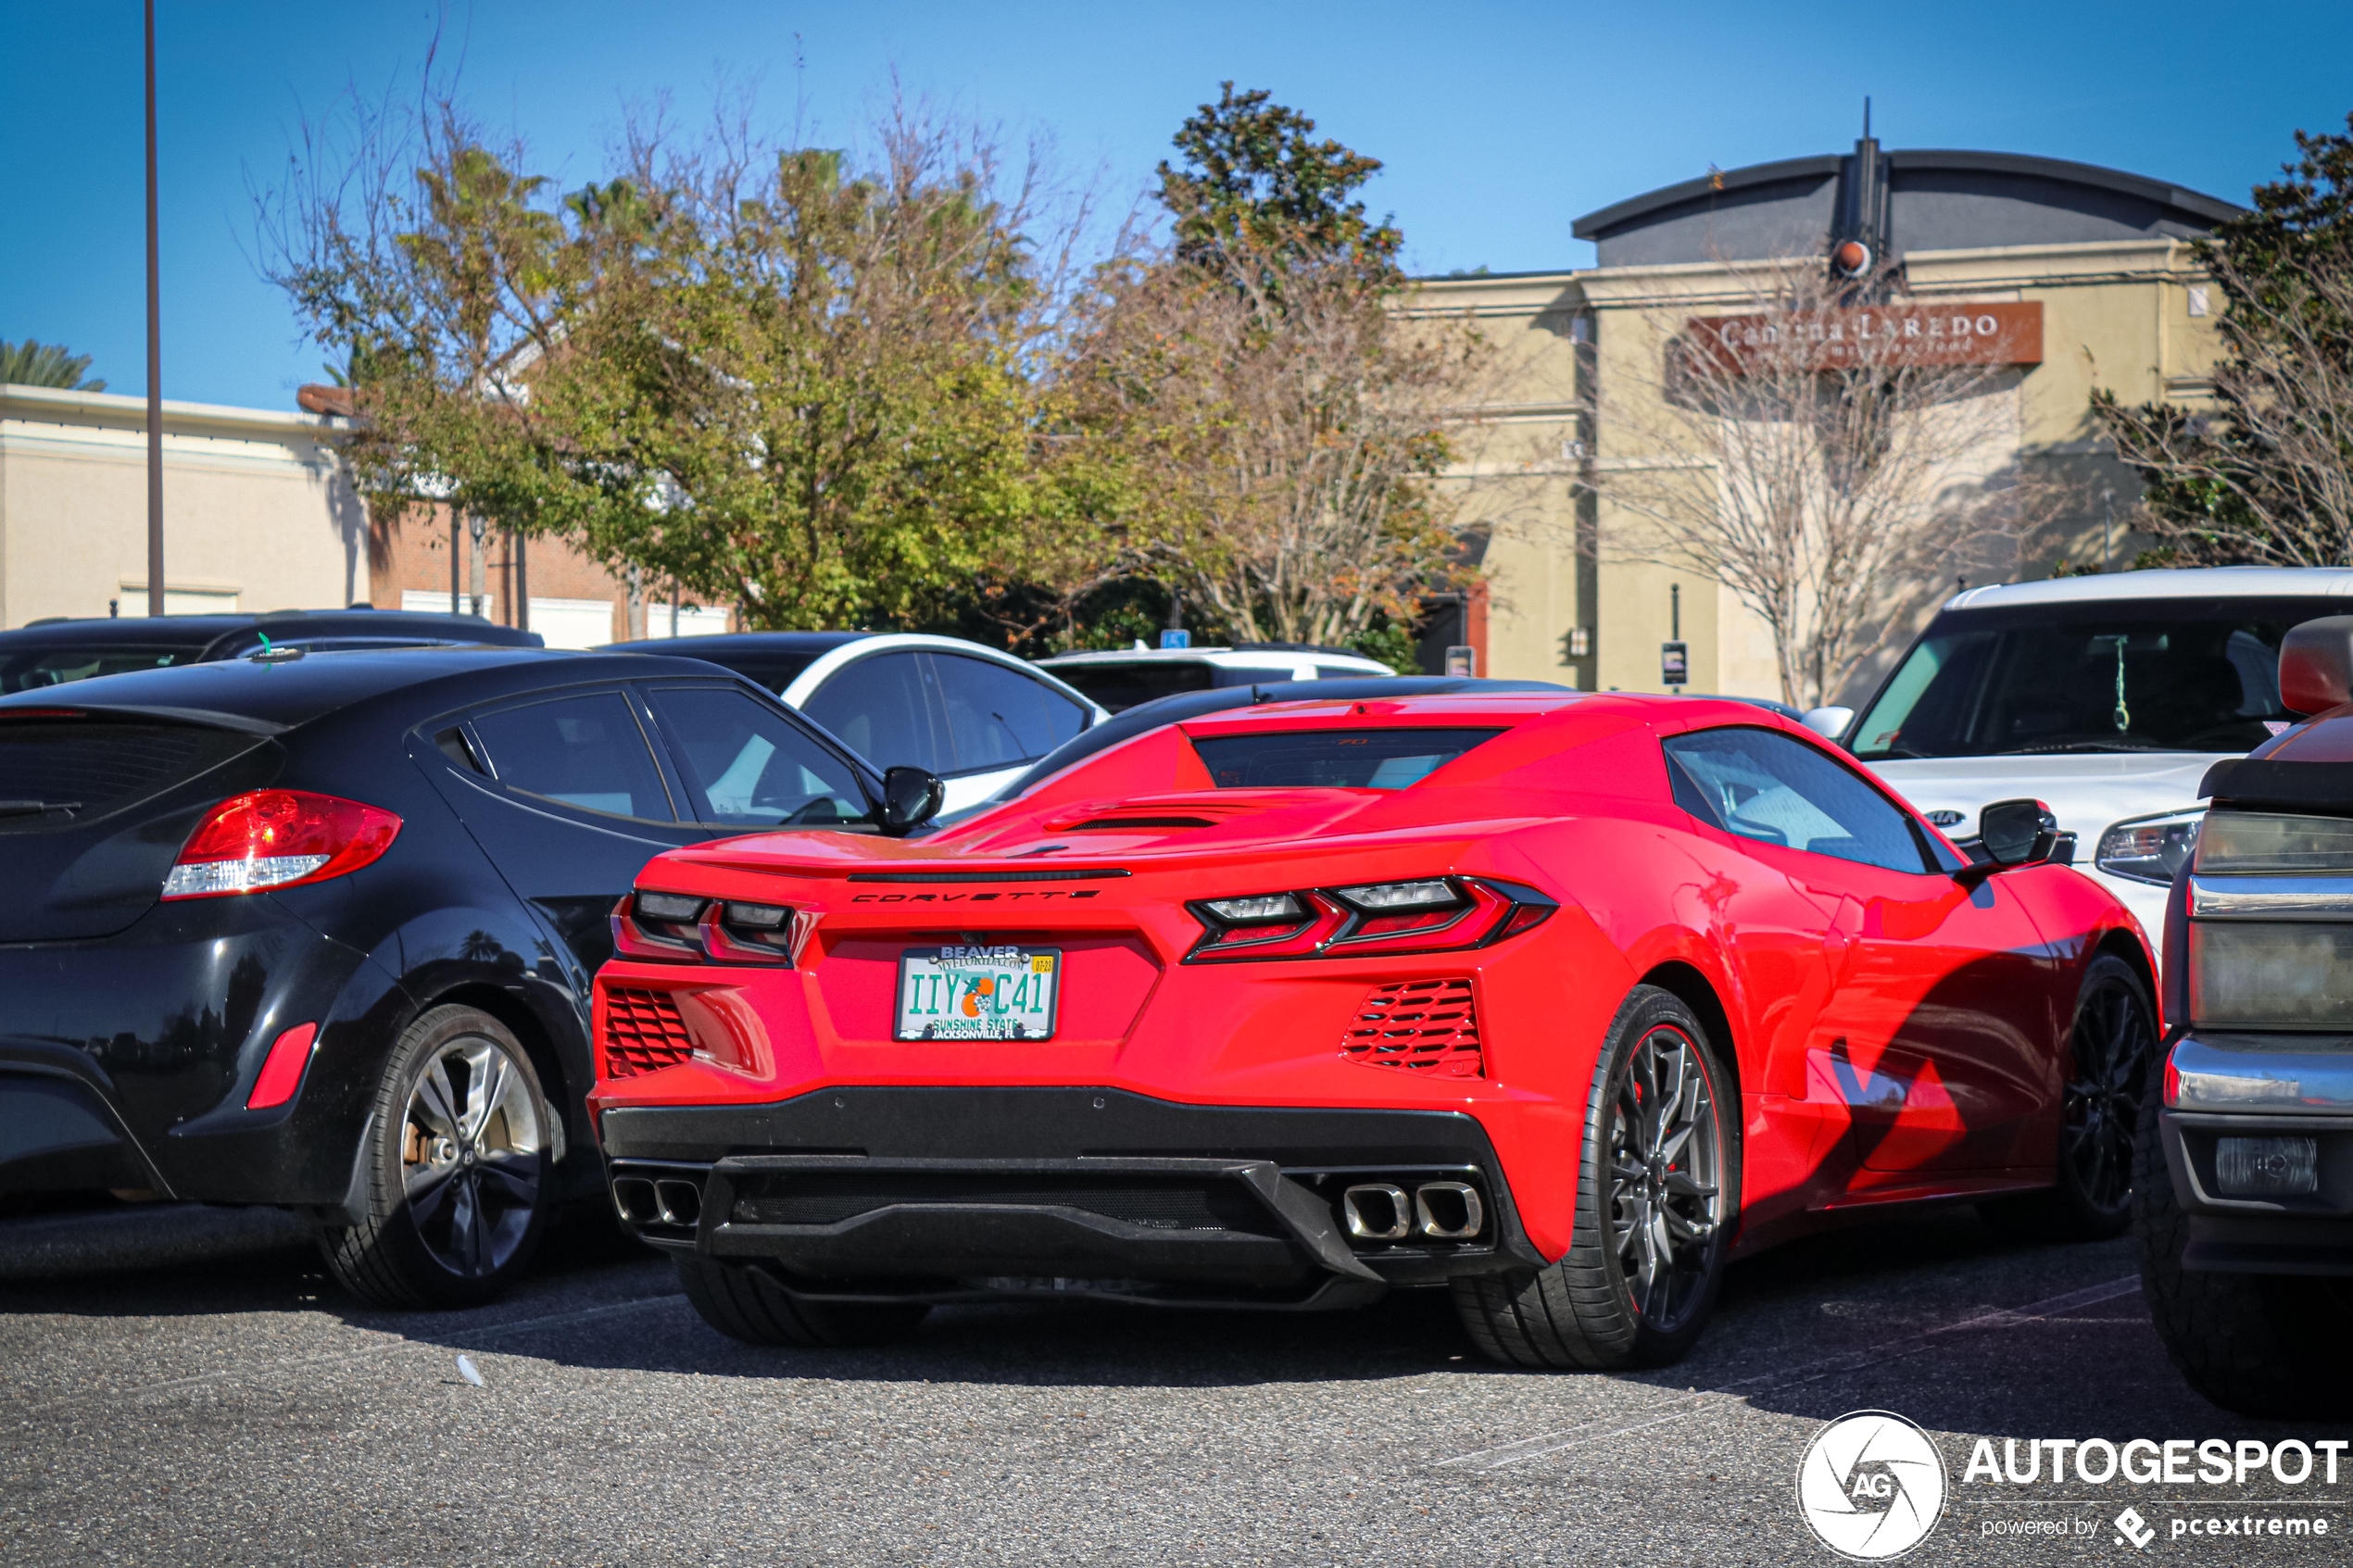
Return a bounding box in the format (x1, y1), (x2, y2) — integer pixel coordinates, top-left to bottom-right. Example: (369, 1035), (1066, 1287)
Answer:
(0, 646), (924, 1307)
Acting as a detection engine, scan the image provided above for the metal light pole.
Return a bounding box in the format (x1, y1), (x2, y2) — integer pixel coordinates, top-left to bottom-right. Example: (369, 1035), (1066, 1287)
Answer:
(144, 0), (164, 616)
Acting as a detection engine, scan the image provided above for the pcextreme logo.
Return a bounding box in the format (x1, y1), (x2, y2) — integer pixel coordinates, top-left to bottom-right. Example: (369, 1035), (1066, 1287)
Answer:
(1797, 1410), (1949, 1560)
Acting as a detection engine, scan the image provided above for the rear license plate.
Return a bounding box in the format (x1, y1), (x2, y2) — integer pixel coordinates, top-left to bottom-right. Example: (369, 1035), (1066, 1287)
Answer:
(895, 945), (1062, 1040)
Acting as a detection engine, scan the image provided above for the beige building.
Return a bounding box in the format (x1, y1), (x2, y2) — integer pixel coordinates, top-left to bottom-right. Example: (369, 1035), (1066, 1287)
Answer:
(1419, 138), (2240, 706)
(0, 383), (369, 625)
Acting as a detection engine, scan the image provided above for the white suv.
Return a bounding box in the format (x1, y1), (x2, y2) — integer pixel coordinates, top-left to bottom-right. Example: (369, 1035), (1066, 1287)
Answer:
(1843, 567), (2353, 947)
(1038, 643), (1395, 713)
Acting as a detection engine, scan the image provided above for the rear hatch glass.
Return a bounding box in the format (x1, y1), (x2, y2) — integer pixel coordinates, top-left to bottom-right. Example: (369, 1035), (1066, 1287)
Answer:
(1190, 728), (1504, 789)
(0, 715), (276, 940)
(1, 644), (209, 692)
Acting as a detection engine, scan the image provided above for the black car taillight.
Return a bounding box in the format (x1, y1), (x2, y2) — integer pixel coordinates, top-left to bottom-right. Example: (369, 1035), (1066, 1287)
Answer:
(1185, 877), (1555, 963)
(161, 790), (402, 899)
(701, 901), (794, 964)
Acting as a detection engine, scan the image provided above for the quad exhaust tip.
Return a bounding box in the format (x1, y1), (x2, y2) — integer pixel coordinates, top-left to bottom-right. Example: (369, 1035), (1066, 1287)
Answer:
(1340, 1181), (1484, 1243)
(611, 1173), (704, 1229)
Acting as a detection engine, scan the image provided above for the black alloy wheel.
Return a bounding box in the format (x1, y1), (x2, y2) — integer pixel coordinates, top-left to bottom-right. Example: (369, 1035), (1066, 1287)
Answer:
(1982, 953), (2154, 1243)
(1453, 985), (1740, 1370)
(320, 1005), (557, 1309)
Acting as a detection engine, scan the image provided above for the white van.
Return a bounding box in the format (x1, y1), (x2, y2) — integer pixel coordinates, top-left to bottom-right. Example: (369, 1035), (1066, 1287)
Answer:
(1840, 567), (2353, 947)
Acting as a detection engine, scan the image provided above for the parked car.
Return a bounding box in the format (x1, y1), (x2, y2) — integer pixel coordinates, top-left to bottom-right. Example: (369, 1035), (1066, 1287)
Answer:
(0, 646), (930, 1308)
(0, 608), (541, 693)
(599, 632), (1107, 812)
(589, 689), (2153, 1364)
(1037, 642), (1395, 713)
(1843, 567), (2353, 948)
(2137, 614), (2353, 1416)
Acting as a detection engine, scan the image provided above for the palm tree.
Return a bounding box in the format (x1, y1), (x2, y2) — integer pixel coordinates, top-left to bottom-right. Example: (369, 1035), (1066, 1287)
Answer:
(1, 338), (107, 391)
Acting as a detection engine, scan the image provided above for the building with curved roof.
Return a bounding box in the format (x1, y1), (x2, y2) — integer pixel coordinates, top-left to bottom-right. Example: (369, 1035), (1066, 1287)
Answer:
(1418, 130), (2244, 705)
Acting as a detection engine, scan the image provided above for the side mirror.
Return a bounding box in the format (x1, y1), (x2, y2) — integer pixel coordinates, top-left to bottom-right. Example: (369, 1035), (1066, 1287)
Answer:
(877, 765), (945, 835)
(2279, 615), (2353, 717)
(1978, 797), (2058, 869)
(1800, 705), (1854, 741)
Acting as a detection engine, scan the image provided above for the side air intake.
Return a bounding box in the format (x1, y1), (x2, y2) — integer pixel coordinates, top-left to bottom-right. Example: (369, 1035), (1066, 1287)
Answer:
(1341, 978), (1482, 1077)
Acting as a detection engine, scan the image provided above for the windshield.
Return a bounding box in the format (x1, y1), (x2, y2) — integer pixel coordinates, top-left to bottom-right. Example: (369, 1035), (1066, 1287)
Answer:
(0, 643), (209, 693)
(1190, 728), (1503, 788)
(1051, 660), (1298, 713)
(1849, 597), (2344, 759)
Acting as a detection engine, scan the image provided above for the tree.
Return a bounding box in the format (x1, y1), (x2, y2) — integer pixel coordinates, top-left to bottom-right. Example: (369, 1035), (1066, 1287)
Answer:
(1589, 258), (2031, 709)
(1, 338), (106, 391)
(1061, 88), (1482, 653)
(2094, 114), (2353, 565)
(264, 96), (1095, 631)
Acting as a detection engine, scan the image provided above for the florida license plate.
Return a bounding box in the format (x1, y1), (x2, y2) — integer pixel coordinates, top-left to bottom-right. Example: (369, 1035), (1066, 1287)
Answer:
(895, 945), (1062, 1040)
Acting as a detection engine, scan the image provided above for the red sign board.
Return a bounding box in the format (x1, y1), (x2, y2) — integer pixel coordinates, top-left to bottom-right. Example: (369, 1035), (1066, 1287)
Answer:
(1688, 301), (2044, 370)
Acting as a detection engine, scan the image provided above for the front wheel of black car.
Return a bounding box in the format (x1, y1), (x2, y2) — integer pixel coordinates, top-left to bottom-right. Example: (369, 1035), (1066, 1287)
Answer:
(676, 1258), (931, 1348)
(2133, 1057), (2353, 1417)
(1453, 985), (1738, 1370)
(320, 1005), (555, 1309)
(1981, 952), (2155, 1243)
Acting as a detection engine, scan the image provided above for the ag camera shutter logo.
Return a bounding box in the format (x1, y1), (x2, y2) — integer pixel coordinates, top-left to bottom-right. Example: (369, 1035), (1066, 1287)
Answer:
(1796, 1410), (1948, 1559)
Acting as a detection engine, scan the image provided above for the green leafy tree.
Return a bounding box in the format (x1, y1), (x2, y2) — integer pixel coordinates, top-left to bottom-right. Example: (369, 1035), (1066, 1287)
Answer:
(1, 338), (106, 391)
(2094, 114), (2353, 563)
(1155, 83), (1401, 282)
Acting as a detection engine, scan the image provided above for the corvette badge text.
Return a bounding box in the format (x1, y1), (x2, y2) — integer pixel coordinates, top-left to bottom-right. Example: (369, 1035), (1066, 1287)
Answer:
(1796, 1411), (2346, 1558)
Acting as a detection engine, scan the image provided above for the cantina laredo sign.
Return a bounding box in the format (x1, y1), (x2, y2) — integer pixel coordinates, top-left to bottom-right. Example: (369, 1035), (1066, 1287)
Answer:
(1688, 300), (2043, 370)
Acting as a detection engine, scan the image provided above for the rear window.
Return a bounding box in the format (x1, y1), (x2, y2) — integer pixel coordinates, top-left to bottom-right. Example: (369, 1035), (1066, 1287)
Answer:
(1049, 660), (1302, 714)
(687, 652), (821, 696)
(1190, 728), (1504, 789)
(1, 644), (209, 692)
(0, 719), (260, 827)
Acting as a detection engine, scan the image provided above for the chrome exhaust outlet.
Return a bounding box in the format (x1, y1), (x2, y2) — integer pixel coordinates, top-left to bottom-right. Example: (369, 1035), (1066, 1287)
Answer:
(1415, 1181), (1484, 1240)
(653, 1178), (704, 1228)
(1340, 1183), (1413, 1241)
(611, 1175), (659, 1225)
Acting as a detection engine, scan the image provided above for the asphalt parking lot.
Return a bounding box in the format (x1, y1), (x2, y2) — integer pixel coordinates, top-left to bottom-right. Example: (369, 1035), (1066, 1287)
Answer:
(3, 1199), (2348, 1566)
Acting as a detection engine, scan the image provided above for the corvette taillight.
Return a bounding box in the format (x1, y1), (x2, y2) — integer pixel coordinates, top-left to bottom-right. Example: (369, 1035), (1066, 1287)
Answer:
(161, 790), (401, 899)
(610, 891), (798, 965)
(1186, 877), (1556, 962)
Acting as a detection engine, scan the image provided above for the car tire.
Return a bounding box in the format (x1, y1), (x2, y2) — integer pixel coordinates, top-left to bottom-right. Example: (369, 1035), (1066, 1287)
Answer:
(1452, 985), (1739, 1370)
(676, 1258), (931, 1348)
(319, 1005), (555, 1310)
(1979, 952), (2155, 1243)
(2133, 1048), (2353, 1417)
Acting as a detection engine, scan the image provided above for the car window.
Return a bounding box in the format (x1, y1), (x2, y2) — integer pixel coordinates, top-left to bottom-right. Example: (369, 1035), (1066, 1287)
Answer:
(1190, 728), (1504, 789)
(0, 644), (209, 691)
(468, 691), (674, 822)
(800, 650), (950, 774)
(933, 654), (1088, 772)
(645, 686), (870, 828)
(1664, 726), (1930, 874)
(686, 651), (821, 696)
(1849, 597), (2342, 759)
(1315, 663), (1374, 680)
(1046, 659), (1216, 714)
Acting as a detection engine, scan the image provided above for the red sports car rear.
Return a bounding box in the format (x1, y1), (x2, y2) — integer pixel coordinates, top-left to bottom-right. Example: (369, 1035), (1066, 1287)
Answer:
(589, 692), (2155, 1366)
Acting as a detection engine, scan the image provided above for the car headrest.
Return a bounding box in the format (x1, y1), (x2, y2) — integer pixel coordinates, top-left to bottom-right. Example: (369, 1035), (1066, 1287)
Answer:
(2280, 615), (2353, 716)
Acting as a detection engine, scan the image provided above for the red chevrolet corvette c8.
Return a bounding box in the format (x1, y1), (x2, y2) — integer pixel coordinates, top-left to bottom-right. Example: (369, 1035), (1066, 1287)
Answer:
(589, 690), (2157, 1367)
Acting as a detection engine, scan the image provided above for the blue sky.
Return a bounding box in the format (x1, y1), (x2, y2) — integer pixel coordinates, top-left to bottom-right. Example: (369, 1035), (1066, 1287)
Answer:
(6, 1), (2350, 410)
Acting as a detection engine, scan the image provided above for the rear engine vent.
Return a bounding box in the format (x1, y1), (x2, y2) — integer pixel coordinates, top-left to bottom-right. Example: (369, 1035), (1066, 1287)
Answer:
(602, 988), (696, 1077)
(1064, 815), (1217, 831)
(1342, 979), (1482, 1077)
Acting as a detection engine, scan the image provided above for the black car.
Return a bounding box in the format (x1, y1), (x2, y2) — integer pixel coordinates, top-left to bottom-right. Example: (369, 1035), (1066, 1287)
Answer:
(0, 646), (935, 1308)
(2140, 614), (2353, 1415)
(0, 608), (542, 693)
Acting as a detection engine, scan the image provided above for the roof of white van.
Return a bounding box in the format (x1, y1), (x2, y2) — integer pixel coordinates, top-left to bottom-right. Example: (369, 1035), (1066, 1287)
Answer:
(1945, 566), (2353, 610)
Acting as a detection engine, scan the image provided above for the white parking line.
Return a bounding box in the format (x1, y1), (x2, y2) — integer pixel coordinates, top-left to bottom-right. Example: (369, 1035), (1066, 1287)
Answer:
(1436, 1273), (2141, 1471)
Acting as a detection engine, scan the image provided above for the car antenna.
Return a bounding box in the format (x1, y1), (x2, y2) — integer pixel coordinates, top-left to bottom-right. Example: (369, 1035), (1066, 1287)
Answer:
(1252, 684), (1275, 705)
